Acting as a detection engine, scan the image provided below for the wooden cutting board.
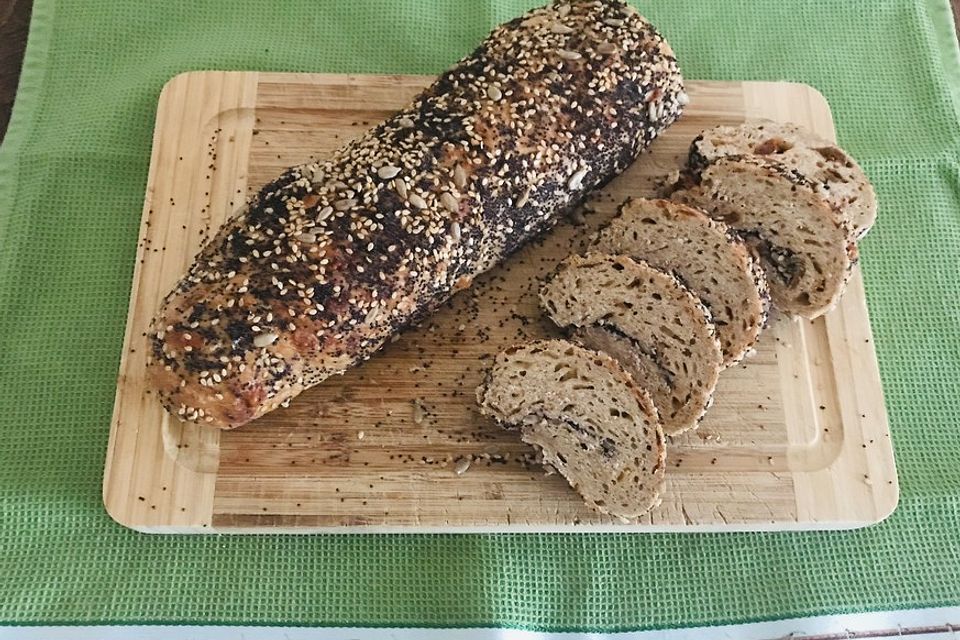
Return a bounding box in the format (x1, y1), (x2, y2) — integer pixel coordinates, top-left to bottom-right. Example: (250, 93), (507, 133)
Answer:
(103, 71), (898, 533)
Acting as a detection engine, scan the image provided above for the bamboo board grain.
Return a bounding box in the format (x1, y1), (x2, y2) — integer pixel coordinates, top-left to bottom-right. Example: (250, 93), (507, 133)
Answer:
(103, 72), (899, 533)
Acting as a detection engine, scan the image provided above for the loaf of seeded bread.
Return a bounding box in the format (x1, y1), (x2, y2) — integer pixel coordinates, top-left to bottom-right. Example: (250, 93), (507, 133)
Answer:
(540, 253), (723, 436)
(690, 120), (876, 239)
(476, 339), (666, 519)
(670, 155), (858, 318)
(146, 0), (685, 428)
(593, 198), (769, 367)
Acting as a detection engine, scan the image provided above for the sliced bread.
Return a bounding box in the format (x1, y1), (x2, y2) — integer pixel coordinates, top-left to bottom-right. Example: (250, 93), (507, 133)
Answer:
(593, 197), (769, 367)
(476, 339), (666, 520)
(670, 155), (858, 318)
(539, 253), (723, 436)
(690, 120), (876, 239)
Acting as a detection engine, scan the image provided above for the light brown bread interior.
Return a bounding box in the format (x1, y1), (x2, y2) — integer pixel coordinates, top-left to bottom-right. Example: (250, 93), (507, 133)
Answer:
(690, 119), (876, 239)
(593, 198), (769, 367)
(539, 253), (723, 435)
(671, 156), (857, 319)
(476, 339), (666, 520)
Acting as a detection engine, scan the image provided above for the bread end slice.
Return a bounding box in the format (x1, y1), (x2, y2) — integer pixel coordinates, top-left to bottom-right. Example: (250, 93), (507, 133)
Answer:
(689, 119), (877, 239)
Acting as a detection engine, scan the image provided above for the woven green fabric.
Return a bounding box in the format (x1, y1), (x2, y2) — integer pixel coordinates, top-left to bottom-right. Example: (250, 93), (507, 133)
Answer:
(1, 0), (959, 630)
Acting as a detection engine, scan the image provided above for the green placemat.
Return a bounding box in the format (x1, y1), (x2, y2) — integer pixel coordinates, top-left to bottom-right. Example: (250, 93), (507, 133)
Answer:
(1, 0), (959, 630)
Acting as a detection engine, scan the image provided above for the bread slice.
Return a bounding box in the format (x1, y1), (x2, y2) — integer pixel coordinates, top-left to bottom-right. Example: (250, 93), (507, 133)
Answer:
(670, 155), (858, 318)
(540, 253), (723, 436)
(593, 198), (769, 367)
(690, 120), (876, 239)
(476, 339), (665, 520)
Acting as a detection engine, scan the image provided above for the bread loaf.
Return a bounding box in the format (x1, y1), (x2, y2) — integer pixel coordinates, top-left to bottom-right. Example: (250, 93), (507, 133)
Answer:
(593, 198), (769, 367)
(539, 253), (723, 435)
(476, 339), (665, 519)
(146, 0), (685, 428)
(670, 155), (858, 318)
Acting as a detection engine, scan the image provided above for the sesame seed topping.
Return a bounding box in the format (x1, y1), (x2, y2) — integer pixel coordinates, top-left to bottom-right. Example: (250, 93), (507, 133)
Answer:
(398, 116), (415, 128)
(486, 85), (503, 101)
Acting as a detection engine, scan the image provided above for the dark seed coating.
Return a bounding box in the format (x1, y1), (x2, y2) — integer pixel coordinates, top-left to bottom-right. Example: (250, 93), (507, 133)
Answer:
(147, 0), (685, 428)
